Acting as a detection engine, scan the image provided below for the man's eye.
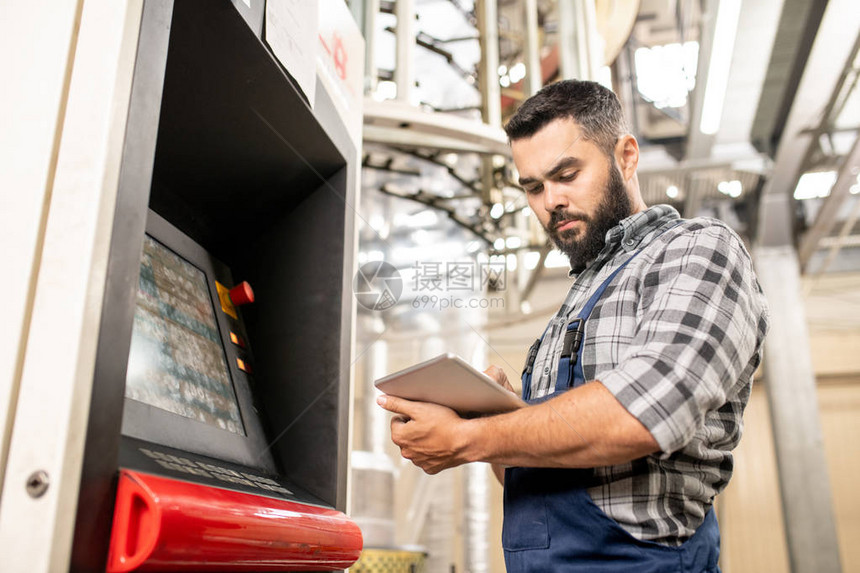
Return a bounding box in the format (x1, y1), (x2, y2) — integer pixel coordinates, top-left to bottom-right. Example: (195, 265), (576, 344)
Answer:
(525, 184), (543, 195)
(559, 171), (578, 182)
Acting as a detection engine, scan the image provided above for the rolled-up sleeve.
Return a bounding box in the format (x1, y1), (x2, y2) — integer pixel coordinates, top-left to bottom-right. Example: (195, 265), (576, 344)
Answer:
(598, 223), (769, 454)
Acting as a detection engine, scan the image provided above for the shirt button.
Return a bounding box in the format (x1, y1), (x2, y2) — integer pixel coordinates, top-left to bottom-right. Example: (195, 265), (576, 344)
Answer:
(624, 239), (635, 247)
(543, 366), (550, 374)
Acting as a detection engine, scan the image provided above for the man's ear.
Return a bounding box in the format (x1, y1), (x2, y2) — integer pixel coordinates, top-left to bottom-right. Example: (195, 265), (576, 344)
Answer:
(615, 135), (639, 181)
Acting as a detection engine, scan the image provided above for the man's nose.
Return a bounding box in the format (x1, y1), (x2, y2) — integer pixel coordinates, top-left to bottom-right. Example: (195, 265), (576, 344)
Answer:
(543, 181), (569, 212)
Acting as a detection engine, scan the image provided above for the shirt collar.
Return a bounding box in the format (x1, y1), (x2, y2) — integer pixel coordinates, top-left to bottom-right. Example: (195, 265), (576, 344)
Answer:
(568, 204), (681, 277)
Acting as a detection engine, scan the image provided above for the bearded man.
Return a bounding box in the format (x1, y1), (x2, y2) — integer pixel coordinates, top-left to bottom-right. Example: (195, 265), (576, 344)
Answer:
(379, 80), (769, 572)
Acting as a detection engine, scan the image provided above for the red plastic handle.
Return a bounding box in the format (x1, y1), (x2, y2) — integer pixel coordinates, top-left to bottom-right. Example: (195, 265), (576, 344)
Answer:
(106, 469), (362, 572)
(107, 472), (162, 572)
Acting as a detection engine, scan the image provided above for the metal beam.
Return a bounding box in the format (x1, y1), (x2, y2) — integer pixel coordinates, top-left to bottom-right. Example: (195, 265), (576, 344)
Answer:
(684, 0), (720, 161)
(464, 464), (491, 573)
(817, 232), (860, 249)
(756, 0), (860, 248)
(363, 99), (511, 155)
(519, 246), (549, 303)
(682, 172), (702, 219)
(637, 151), (771, 175)
(807, 193), (860, 279)
(477, 0), (501, 128)
(523, 0), (541, 97)
(353, 0), (380, 95)
(753, 247), (842, 573)
(579, 0), (600, 80)
(750, 0), (829, 156)
(476, 0), (501, 208)
(394, 0), (415, 103)
(799, 134), (860, 269)
(557, 0), (580, 80)
(750, 9), (859, 561)
(557, 0), (600, 81)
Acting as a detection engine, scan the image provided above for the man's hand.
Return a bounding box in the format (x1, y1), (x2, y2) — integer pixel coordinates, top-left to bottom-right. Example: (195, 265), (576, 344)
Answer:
(377, 395), (474, 475)
(483, 364), (516, 395)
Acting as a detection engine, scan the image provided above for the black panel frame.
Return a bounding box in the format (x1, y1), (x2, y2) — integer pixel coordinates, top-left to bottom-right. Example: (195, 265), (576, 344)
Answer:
(70, 1), (174, 570)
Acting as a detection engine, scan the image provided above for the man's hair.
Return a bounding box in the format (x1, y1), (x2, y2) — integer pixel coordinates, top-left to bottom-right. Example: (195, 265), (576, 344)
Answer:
(504, 80), (629, 158)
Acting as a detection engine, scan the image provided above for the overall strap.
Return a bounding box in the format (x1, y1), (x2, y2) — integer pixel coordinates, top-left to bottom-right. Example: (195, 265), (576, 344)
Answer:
(554, 251), (643, 393)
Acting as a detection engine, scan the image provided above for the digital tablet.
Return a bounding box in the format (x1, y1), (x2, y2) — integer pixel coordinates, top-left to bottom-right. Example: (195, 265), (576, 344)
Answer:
(374, 353), (526, 416)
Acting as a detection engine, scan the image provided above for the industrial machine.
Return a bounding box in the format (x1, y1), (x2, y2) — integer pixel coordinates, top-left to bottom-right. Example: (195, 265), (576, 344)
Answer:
(54, 1), (361, 570)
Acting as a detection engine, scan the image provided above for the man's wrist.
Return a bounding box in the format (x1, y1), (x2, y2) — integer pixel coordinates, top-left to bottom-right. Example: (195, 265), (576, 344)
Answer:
(459, 416), (492, 464)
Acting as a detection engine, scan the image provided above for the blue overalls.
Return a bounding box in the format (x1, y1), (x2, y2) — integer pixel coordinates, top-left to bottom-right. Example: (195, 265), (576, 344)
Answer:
(504, 252), (721, 573)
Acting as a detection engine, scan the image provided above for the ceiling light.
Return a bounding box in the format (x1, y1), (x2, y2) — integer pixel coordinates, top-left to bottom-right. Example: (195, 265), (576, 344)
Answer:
(634, 42), (699, 109)
(509, 63), (526, 83)
(717, 180), (742, 198)
(404, 209), (439, 228)
(666, 185), (679, 199)
(699, 0), (742, 135)
(793, 171), (837, 200)
(411, 229), (432, 245)
(490, 203), (505, 219)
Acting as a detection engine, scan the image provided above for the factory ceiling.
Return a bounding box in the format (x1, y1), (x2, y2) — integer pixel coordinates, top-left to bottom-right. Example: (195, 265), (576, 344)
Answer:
(360, 0), (860, 276)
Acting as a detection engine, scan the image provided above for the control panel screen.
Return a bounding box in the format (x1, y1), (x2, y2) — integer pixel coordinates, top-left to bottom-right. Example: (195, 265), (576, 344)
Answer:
(125, 235), (245, 435)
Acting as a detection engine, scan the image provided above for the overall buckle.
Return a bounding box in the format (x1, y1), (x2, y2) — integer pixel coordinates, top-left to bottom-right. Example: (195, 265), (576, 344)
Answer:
(561, 319), (585, 359)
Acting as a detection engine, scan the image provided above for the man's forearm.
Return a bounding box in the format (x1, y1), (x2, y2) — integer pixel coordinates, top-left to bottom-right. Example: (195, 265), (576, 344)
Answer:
(462, 381), (659, 469)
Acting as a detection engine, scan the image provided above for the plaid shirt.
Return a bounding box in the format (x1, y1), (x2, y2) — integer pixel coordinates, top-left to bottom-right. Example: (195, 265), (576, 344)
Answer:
(528, 204), (769, 544)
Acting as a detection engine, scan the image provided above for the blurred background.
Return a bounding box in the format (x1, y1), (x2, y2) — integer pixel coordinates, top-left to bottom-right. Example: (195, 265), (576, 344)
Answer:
(346, 0), (860, 572)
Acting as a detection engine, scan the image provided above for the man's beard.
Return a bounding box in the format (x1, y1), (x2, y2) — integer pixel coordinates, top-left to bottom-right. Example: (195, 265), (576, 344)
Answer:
(546, 164), (634, 272)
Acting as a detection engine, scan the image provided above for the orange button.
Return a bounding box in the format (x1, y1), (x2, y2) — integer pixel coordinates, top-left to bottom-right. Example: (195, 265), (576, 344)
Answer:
(230, 332), (246, 348)
(236, 358), (252, 374)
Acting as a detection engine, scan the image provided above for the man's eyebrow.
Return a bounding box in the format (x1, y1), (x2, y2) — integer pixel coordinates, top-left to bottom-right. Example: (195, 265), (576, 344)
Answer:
(518, 156), (582, 187)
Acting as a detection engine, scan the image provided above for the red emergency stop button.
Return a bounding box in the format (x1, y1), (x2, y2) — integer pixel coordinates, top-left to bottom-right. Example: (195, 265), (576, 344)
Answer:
(229, 282), (254, 306)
